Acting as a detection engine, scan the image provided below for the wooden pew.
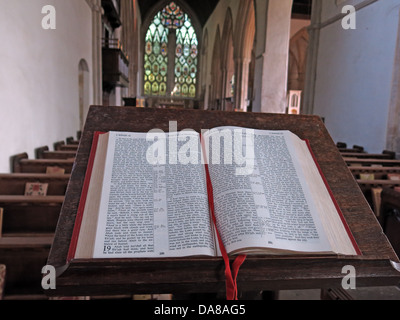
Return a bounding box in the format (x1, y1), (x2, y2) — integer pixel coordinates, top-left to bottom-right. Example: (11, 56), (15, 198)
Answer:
(357, 181), (400, 214)
(357, 180), (400, 193)
(341, 151), (395, 160)
(0, 174), (70, 196)
(339, 148), (365, 153)
(35, 146), (76, 160)
(11, 153), (74, 174)
(337, 143), (365, 153)
(39, 151), (76, 160)
(54, 141), (79, 151)
(0, 196), (64, 235)
(1, 136), (78, 299)
(347, 164), (400, 217)
(349, 166), (400, 179)
(66, 137), (79, 145)
(0, 236), (53, 297)
(59, 145), (78, 152)
(380, 188), (400, 258)
(345, 158), (400, 167)
(54, 140), (79, 151)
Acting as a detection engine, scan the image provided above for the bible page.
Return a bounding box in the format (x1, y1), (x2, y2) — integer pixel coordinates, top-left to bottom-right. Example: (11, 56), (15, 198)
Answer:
(92, 131), (215, 258)
(203, 127), (334, 255)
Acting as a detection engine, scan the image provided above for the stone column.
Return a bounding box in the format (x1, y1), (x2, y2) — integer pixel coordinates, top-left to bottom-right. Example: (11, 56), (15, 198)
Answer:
(302, 0), (322, 115)
(234, 57), (251, 112)
(252, 0), (293, 113)
(86, 0), (103, 105)
(220, 68), (227, 110)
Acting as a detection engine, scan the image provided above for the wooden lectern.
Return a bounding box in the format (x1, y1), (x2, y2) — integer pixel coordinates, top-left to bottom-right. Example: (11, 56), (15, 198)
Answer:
(46, 106), (400, 297)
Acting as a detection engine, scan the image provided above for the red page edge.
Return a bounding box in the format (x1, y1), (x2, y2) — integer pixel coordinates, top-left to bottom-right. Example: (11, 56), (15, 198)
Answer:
(304, 140), (362, 256)
(66, 131), (107, 263)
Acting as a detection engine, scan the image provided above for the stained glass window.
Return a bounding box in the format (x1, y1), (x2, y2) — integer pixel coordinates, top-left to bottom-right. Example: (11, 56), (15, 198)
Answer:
(144, 2), (198, 98)
(173, 14), (198, 98)
(162, 1), (184, 29)
(144, 12), (168, 96)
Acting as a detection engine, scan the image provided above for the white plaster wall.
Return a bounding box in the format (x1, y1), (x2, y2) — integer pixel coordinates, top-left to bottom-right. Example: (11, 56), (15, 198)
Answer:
(0, 0), (93, 172)
(313, 0), (400, 153)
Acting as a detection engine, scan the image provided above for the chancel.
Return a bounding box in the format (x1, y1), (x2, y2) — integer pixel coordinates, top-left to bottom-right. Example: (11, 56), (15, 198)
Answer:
(1, 0), (400, 301)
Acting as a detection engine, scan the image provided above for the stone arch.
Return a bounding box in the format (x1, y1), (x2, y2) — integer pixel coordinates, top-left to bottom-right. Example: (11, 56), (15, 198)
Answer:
(210, 26), (222, 110)
(220, 8), (235, 111)
(200, 28), (209, 109)
(233, 0), (255, 111)
(288, 27), (309, 92)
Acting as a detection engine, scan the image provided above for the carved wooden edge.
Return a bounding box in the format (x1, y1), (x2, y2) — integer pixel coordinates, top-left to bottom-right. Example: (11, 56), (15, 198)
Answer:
(10, 153), (28, 173)
(353, 145), (365, 152)
(47, 256), (400, 297)
(66, 137), (75, 144)
(383, 150), (397, 159)
(54, 141), (65, 151)
(35, 146), (50, 159)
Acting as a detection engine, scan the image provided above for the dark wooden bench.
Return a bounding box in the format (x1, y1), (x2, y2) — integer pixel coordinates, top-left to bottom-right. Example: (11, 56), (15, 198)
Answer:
(66, 137), (79, 145)
(341, 151), (396, 160)
(54, 141), (79, 151)
(357, 180), (400, 193)
(40, 151), (76, 160)
(35, 146), (76, 160)
(337, 142), (365, 153)
(0, 196), (64, 235)
(0, 236), (53, 297)
(0, 174), (70, 196)
(59, 145), (79, 152)
(345, 158), (400, 167)
(11, 153), (74, 173)
(380, 188), (400, 258)
(349, 166), (400, 179)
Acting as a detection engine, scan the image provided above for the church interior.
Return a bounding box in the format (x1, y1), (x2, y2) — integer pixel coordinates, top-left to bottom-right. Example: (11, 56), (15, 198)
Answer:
(1, 0), (400, 300)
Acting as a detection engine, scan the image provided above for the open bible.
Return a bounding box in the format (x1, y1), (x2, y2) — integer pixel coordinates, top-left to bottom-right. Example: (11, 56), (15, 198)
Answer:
(68, 127), (360, 261)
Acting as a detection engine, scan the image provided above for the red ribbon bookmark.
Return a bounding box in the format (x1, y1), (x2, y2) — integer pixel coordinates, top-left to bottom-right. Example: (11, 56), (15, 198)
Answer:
(201, 135), (247, 300)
